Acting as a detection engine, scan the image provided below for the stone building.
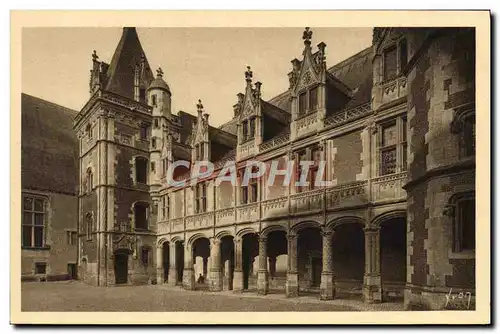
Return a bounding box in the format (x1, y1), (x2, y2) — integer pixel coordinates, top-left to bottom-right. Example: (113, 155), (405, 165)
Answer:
(21, 93), (79, 281)
(71, 27), (475, 309)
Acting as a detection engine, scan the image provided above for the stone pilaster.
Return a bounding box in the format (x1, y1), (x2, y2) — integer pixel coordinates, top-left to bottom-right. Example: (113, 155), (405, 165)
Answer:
(168, 242), (177, 286)
(363, 227), (382, 303)
(286, 233), (299, 297)
(209, 238), (223, 291)
(156, 245), (164, 284)
(257, 236), (269, 295)
(233, 237), (244, 292)
(183, 244), (195, 290)
(320, 230), (335, 300)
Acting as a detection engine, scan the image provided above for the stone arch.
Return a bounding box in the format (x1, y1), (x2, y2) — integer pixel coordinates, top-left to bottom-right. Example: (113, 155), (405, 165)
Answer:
(290, 220), (322, 234)
(236, 227), (258, 239)
(187, 232), (209, 246)
(157, 237), (169, 248)
(260, 224), (287, 237)
(372, 210), (407, 227)
(215, 230), (234, 240)
(130, 200), (150, 230)
(170, 236), (183, 244)
(326, 216), (365, 231)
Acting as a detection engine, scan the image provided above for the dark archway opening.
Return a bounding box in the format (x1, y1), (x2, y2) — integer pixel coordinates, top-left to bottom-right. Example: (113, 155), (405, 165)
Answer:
(380, 217), (407, 301)
(175, 241), (184, 285)
(192, 237), (210, 289)
(114, 250), (129, 284)
(332, 223), (365, 297)
(162, 242), (169, 283)
(297, 226), (322, 292)
(266, 230), (288, 292)
(242, 233), (258, 290)
(221, 235), (235, 290)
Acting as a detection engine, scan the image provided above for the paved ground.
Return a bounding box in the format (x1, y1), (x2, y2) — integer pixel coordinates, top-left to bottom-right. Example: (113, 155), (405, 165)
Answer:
(21, 281), (404, 312)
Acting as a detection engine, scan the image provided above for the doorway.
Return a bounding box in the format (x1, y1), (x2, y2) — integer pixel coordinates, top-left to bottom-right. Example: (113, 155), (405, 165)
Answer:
(114, 252), (129, 284)
(310, 256), (322, 287)
(67, 263), (77, 280)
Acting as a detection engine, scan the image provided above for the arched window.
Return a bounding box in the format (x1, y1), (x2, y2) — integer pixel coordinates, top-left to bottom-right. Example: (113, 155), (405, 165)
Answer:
(86, 168), (93, 193)
(134, 202), (149, 230)
(451, 105), (475, 159)
(445, 192), (475, 254)
(85, 212), (93, 241)
(135, 157), (148, 184)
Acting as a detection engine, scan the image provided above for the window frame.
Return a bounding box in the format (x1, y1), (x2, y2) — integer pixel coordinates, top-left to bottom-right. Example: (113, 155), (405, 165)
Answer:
(447, 191), (475, 257)
(22, 195), (47, 249)
(34, 262), (47, 275)
(135, 156), (149, 184)
(378, 116), (407, 176)
(134, 202), (149, 231)
(382, 38), (408, 82)
(85, 212), (93, 241)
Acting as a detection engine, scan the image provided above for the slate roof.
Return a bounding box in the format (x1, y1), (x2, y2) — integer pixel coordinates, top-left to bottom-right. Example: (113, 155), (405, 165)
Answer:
(104, 28), (155, 99)
(21, 93), (78, 195)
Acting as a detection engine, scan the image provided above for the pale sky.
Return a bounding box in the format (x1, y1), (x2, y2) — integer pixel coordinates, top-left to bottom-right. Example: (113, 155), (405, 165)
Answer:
(22, 27), (372, 127)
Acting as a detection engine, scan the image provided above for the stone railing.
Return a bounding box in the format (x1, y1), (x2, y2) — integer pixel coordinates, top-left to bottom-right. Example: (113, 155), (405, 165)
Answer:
(239, 140), (256, 159)
(236, 202), (259, 223)
(290, 188), (324, 214)
(259, 131), (291, 152)
(324, 102), (371, 128)
(381, 76), (407, 105)
(371, 172), (407, 202)
(261, 197), (288, 220)
(170, 217), (184, 232)
(214, 207), (236, 226)
(326, 180), (369, 209)
(185, 211), (214, 230)
(295, 111), (318, 132)
(101, 90), (152, 114)
(157, 221), (170, 234)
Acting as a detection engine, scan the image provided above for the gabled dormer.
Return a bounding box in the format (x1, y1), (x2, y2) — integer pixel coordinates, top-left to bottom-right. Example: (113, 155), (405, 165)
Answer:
(235, 66), (264, 160)
(372, 28), (409, 110)
(289, 28), (353, 140)
(190, 99), (210, 163)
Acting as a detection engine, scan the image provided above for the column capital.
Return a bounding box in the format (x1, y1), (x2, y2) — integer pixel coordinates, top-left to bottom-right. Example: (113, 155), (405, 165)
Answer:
(363, 226), (381, 233)
(258, 235), (267, 243)
(287, 233), (297, 241)
(321, 229), (335, 237)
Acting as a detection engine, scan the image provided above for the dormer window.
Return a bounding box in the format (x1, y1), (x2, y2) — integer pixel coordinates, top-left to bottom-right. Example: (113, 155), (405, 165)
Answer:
(383, 39), (408, 81)
(139, 88), (146, 102)
(249, 117), (256, 139)
(298, 91), (307, 116)
(242, 120), (248, 142)
(309, 86), (319, 111)
(297, 86), (319, 117)
(140, 125), (149, 140)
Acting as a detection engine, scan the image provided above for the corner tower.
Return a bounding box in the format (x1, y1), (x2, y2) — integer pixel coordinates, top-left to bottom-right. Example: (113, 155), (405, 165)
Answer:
(74, 27), (162, 286)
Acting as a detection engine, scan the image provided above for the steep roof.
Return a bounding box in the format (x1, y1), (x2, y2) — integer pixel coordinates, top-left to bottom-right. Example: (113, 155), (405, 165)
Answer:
(104, 27), (155, 99)
(21, 93), (78, 195)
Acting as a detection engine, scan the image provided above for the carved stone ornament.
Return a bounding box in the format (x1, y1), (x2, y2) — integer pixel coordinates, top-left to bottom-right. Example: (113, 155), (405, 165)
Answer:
(443, 205), (455, 217)
(302, 70), (313, 87)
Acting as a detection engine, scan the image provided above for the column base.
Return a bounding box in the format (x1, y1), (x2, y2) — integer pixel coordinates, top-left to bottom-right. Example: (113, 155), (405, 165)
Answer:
(233, 270), (244, 293)
(209, 269), (223, 292)
(286, 272), (299, 298)
(156, 268), (164, 285)
(168, 268), (177, 286)
(257, 270), (269, 295)
(363, 275), (382, 304)
(183, 268), (195, 290)
(320, 271), (335, 300)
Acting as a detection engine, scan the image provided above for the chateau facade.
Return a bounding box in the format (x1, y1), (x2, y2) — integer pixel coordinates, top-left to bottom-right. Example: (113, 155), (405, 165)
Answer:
(72, 27), (476, 309)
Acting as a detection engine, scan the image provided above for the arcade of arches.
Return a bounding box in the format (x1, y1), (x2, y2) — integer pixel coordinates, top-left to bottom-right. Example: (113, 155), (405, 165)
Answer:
(155, 213), (407, 303)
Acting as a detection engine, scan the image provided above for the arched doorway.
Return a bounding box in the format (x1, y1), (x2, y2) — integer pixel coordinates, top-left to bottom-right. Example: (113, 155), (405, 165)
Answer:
(220, 235), (235, 291)
(331, 222), (365, 297)
(296, 225), (322, 293)
(266, 230), (288, 292)
(192, 237), (210, 289)
(114, 249), (130, 284)
(242, 233), (258, 290)
(162, 241), (169, 283)
(175, 241), (184, 285)
(380, 215), (407, 302)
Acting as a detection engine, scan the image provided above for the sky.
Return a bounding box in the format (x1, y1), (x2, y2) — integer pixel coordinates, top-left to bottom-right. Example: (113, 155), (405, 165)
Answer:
(22, 27), (372, 127)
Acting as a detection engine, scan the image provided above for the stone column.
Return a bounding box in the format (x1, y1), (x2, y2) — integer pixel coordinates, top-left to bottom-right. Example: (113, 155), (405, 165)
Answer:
(257, 236), (269, 295)
(203, 257), (208, 280)
(209, 238), (223, 291)
(286, 233), (299, 297)
(183, 244), (195, 290)
(156, 245), (164, 284)
(363, 227), (382, 303)
(168, 242), (177, 286)
(320, 230), (335, 300)
(233, 237), (244, 292)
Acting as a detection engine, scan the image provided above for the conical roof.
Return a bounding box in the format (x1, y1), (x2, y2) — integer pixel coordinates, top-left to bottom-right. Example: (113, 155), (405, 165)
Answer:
(148, 67), (171, 92)
(104, 27), (154, 99)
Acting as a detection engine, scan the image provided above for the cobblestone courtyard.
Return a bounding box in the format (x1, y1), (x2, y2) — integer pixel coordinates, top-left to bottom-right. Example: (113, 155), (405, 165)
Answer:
(21, 281), (404, 312)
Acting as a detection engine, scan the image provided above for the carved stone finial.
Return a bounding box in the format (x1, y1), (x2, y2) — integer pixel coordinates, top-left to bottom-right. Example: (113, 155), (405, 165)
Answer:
(196, 99), (204, 113)
(302, 27), (312, 46)
(245, 66), (253, 83)
(156, 67), (164, 78)
(254, 81), (262, 94)
(92, 50), (99, 62)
